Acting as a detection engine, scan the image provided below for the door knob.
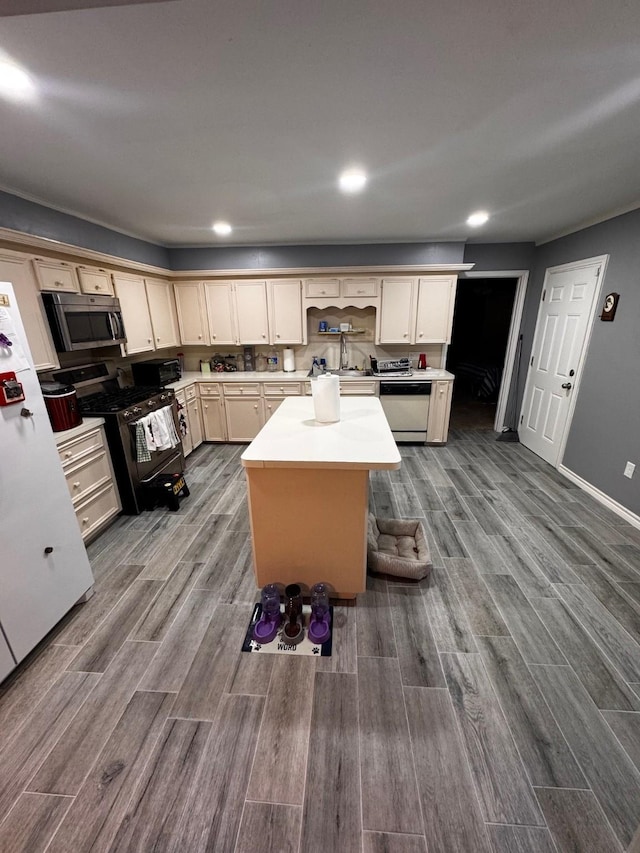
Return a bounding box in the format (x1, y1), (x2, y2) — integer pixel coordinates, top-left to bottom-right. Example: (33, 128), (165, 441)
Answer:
(561, 382), (572, 390)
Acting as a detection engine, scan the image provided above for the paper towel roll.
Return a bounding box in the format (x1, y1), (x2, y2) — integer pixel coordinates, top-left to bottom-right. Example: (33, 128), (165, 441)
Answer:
(283, 348), (295, 372)
(311, 373), (340, 423)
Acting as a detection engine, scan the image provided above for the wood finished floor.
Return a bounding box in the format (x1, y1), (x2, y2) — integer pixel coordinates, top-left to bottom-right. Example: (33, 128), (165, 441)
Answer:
(1, 432), (640, 852)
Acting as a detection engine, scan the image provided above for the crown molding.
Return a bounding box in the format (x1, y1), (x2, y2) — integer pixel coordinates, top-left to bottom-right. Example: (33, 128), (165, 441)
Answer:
(0, 226), (474, 278)
(168, 263), (474, 279)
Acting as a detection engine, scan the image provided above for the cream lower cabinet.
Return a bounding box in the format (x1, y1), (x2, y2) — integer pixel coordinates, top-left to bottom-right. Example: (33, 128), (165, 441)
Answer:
(224, 382), (264, 441)
(55, 422), (121, 541)
(427, 380), (453, 444)
(175, 390), (192, 456)
(187, 393), (203, 451)
(263, 380), (302, 421)
(0, 252), (59, 371)
(199, 383), (226, 441)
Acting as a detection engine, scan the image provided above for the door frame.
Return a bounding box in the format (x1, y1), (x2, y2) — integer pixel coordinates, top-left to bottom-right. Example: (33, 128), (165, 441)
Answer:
(461, 269), (529, 431)
(519, 254), (609, 467)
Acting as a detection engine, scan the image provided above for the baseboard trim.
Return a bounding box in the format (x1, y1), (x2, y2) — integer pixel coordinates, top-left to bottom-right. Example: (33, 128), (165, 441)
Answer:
(558, 464), (640, 530)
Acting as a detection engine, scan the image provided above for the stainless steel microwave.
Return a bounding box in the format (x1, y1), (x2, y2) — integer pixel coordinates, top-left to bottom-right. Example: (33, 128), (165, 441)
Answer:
(42, 292), (127, 352)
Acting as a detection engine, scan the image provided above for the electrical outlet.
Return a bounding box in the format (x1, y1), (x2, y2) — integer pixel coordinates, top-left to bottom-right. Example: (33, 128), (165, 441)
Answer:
(624, 461), (635, 479)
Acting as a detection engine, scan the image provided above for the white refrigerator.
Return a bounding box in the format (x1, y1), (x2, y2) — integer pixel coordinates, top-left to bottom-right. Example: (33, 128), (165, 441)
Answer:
(0, 282), (94, 682)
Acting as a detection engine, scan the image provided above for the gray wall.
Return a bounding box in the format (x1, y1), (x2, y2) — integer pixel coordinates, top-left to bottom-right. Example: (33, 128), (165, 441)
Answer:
(167, 241), (465, 271)
(0, 191), (170, 268)
(520, 208), (640, 516)
(463, 242), (535, 272)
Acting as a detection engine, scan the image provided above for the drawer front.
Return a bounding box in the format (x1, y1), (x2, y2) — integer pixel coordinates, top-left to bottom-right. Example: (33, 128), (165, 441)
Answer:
(263, 382), (302, 397)
(198, 383), (221, 396)
(175, 390), (186, 406)
(340, 380), (377, 395)
(65, 450), (111, 504)
(185, 384), (197, 400)
(77, 266), (114, 295)
(75, 483), (120, 541)
(57, 427), (105, 468)
(223, 383), (261, 396)
(304, 278), (340, 298)
(33, 259), (80, 293)
(342, 277), (378, 297)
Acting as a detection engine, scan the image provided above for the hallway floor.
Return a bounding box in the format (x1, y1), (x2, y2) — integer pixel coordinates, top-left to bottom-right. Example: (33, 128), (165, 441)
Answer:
(0, 433), (639, 852)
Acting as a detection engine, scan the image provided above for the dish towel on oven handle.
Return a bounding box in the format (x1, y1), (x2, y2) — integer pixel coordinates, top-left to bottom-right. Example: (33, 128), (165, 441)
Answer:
(134, 421), (152, 462)
(133, 405), (181, 458)
(145, 406), (180, 452)
(177, 401), (188, 437)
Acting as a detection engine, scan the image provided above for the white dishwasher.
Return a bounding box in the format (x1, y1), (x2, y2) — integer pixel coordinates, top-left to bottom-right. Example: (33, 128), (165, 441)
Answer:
(379, 381), (431, 443)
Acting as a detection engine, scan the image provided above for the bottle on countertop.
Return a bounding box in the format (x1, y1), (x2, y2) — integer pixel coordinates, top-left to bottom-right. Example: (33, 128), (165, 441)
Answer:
(267, 347), (279, 372)
(256, 351), (267, 372)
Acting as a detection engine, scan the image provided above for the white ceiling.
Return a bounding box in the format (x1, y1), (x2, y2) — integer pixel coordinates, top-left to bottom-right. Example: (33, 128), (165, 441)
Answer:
(1, 0), (640, 247)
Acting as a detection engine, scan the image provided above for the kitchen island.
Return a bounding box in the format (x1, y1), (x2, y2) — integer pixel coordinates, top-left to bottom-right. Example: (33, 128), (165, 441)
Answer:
(241, 396), (401, 598)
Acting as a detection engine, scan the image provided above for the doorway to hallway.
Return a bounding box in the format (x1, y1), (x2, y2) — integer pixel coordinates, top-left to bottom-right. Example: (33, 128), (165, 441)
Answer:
(447, 277), (518, 430)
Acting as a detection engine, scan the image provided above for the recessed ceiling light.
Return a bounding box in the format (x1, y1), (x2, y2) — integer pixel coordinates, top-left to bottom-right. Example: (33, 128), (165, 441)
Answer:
(212, 221), (232, 236)
(467, 210), (490, 227)
(339, 168), (367, 194)
(0, 60), (35, 100)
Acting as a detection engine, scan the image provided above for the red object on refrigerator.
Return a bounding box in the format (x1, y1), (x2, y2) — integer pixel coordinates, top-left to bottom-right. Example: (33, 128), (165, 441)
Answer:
(40, 381), (82, 432)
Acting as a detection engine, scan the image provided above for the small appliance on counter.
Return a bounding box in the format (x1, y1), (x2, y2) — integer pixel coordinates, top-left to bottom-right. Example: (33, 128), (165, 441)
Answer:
(40, 381), (83, 432)
(370, 356), (413, 377)
(131, 357), (181, 387)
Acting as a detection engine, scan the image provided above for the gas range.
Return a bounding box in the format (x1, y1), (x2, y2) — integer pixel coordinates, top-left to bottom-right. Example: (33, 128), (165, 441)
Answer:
(50, 363), (184, 515)
(79, 386), (175, 420)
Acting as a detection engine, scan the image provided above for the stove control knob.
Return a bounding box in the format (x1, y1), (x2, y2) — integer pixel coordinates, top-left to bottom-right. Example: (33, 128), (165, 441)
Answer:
(160, 394), (167, 401)
(148, 400), (156, 407)
(132, 406), (141, 414)
(123, 410), (131, 419)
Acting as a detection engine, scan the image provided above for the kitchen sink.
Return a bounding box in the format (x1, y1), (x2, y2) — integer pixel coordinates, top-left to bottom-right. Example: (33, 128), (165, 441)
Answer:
(307, 368), (373, 377)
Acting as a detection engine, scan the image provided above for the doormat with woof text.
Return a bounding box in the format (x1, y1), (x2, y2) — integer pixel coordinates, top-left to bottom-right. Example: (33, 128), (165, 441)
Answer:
(241, 603), (333, 657)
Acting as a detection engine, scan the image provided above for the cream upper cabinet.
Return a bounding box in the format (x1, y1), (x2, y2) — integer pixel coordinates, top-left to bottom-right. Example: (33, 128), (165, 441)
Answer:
(0, 252), (59, 371)
(235, 281), (269, 345)
(342, 277), (378, 298)
(378, 275), (457, 345)
(268, 279), (303, 344)
(32, 258), (80, 293)
(204, 281), (237, 345)
(145, 279), (179, 349)
(174, 282), (209, 345)
(377, 278), (415, 343)
(304, 278), (340, 298)
(415, 276), (457, 344)
(77, 265), (114, 296)
(112, 273), (154, 355)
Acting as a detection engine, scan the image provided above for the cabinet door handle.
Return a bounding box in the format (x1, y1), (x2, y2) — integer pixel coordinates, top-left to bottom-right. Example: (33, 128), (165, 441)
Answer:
(82, 517), (89, 525)
(418, 332), (423, 337)
(64, 451), (72, 458)
(357, 289), (364, 294)
(212, 333), (217, 339)
(198, 334), (202, 339)
(73, 481), (80, 489)
(262, 333), (266, 338)
(254, 404), (258, 409)
(148, 338), (152, 343)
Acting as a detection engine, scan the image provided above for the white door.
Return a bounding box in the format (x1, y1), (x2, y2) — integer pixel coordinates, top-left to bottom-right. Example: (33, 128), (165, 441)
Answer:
(519, 258), (604, 466)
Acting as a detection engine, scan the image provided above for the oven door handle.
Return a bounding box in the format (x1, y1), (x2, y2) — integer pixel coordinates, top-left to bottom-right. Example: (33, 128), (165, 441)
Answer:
(107, 312), (117, 341)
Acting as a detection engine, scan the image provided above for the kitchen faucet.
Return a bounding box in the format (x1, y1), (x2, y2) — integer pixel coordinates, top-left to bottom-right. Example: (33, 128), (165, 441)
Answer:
(340, 332), (349, 370)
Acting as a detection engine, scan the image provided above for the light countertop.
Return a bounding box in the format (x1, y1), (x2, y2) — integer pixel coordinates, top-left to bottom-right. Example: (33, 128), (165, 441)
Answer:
(241, 396), (401, 470)
(53, 416), (105, 445)
(169, 368), (453, 391)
